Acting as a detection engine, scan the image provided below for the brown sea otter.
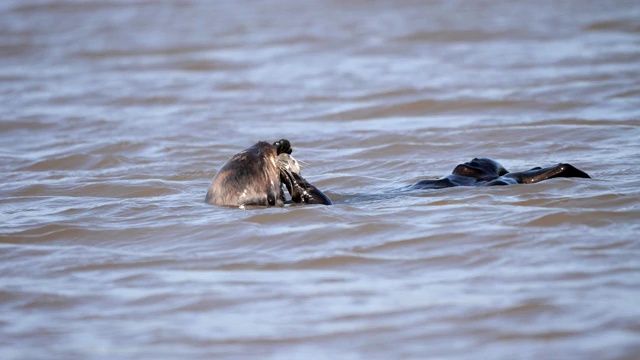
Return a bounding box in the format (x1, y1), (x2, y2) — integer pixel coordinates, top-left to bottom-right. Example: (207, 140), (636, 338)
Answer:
(204, 139), (331, 207)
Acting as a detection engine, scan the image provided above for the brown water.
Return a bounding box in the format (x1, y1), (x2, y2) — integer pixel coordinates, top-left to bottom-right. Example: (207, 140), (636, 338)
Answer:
(2, 0), (640, 359)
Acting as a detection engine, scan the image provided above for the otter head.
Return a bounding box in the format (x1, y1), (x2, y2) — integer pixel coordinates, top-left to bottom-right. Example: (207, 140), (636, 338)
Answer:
(453, 158), (509, 179)
(274, 138), (301, 176)
(273, 139), (292, 155)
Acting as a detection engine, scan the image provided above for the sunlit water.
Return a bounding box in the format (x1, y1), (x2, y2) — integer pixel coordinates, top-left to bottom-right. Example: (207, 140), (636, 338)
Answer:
(1, 0), (640, 359)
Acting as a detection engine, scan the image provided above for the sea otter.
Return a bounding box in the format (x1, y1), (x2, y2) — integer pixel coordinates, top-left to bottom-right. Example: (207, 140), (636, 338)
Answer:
(204, 139), (332, 207)
(407, 157), (590, 190)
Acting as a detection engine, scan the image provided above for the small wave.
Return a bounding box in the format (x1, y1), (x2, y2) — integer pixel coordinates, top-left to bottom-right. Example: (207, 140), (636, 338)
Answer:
(214, 254), (388, 271)
(0, 119), (57, 132)
(19, 154), (130, 171)
(1, 223), (88, 243)
(480, 118), (640, 129)
(10, 1), (156, 14)
(319, 98), (560, 121)
(524, 211), (636, 227)
(394, 29), (509, 43)
(76, 44), (214, 60)
(584, 19), (640, 33)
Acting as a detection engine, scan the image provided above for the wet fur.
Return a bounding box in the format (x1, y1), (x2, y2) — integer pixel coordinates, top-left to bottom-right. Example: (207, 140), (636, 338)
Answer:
(408, 158), (590, 190)
(279, 166), (333, 205)
(205, 141), (284, 206)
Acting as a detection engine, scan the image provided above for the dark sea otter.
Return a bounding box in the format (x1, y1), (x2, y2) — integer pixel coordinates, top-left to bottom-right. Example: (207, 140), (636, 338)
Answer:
(204, 139), (331, 207)
(407, 158), (590, 190)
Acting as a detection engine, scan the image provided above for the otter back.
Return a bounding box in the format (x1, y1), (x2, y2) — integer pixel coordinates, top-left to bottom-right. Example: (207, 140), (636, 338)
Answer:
(205, 141), (284, 207)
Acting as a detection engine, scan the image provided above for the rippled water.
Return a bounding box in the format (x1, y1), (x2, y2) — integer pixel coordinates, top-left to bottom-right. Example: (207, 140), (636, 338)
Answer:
(2, 0), (640, 358)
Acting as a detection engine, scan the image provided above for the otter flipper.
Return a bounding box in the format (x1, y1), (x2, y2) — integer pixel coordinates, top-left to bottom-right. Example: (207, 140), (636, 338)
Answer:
(276, 139), (332, 205)
(281, 170), (332, 205)
(504, 163), (590, 184)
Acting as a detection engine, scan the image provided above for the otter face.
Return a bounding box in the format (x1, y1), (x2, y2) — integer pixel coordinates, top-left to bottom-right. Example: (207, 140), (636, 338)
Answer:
(278, 153), (301, 175)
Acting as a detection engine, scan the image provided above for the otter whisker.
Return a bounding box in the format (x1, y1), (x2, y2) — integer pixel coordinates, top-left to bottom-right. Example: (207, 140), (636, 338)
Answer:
(296, 159), (308, 169)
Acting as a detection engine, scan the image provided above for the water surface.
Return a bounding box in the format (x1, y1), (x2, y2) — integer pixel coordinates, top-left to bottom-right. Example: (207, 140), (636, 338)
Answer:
(1, 0), (640, 359)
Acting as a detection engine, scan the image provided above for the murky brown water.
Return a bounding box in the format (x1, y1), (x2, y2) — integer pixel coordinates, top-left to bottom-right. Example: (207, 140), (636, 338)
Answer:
(2, 0), (640, 358)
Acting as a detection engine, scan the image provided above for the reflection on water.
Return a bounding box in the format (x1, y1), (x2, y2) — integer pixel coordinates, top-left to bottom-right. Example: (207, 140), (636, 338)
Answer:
(1, 0), (640, 359)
